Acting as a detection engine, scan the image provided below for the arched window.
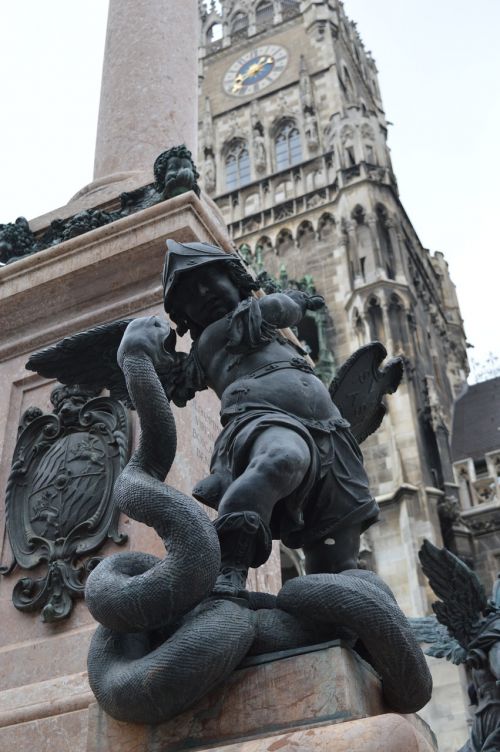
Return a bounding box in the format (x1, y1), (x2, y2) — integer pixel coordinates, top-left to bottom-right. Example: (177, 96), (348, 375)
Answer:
(206, 22), (222, 44)
(281, 0), (300, 11)
(352, 205), (373, 281)
(256, 1), (273, 26)
(276, 228), (294, 255)
(318, 213), (336, 240)
(340, 65), (355, 102)
(275, 121), (302, 170)
(297, 220), (315, 249)
(225, 141), (251, 190)
(231, 12), (248, 36)
(388, 294), (407, 350)
(256, 236), (273, 254)
(376, 204), (396, 280)
(353, 308), (366, 348)
(366, 297), (384, 342)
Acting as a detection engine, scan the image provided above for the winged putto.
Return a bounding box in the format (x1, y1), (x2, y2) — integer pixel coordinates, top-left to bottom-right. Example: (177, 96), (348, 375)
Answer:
(23, 240), (432, 725)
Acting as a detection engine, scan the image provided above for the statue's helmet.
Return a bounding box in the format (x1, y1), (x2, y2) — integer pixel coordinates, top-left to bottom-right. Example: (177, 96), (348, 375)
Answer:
(162, 239), (243, 312)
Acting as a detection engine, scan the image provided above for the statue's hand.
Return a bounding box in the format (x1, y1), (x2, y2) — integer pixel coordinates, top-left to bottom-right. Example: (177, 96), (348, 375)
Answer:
(284, 289), (325, 313)
(117, 317), (176, 372)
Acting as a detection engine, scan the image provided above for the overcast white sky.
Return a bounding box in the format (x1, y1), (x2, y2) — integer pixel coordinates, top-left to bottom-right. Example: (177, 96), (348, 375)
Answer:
(0, 1), (498, 378)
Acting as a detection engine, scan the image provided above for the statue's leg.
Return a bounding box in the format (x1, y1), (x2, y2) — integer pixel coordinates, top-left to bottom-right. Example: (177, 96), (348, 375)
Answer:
(218, 426), (310, 521)
(213, 427), (311, 598)
(303, 525), (362, 574)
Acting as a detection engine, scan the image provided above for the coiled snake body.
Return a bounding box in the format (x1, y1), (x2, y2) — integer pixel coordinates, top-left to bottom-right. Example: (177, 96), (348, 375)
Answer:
(86, 317), (432, 724)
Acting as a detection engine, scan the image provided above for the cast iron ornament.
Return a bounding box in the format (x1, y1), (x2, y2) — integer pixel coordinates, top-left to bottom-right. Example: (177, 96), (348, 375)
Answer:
(24, 244), (433, 725)
(0, 385), (130, 623)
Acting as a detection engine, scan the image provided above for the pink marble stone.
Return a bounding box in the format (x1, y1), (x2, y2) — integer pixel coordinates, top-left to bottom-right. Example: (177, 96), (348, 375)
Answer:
(86, 644), (393, 752)
(93, 0), (198, 182)
(204, 714), (437, 752)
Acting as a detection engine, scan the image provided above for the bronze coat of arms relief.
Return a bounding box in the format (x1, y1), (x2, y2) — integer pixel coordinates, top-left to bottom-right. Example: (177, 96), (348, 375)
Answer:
(1, 385), (130, 622)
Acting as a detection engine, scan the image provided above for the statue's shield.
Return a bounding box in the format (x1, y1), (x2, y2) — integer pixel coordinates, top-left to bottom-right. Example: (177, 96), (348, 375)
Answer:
(28, 431), (110, 541)
(2, 394), (130, 621)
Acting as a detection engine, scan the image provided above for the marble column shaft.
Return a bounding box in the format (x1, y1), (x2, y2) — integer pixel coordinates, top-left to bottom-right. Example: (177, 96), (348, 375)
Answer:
(94, 0), (198, 181)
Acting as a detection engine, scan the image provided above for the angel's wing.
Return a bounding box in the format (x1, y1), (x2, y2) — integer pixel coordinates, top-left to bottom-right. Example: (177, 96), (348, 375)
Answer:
(329, 341), (403, 443)
(26, 320), (133, 405)
(419, 539), (488, 648)
(408, 615), (466, 664)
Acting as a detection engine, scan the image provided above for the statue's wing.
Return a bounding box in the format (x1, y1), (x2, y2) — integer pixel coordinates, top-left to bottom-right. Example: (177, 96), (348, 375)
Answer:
(408, 615), (467, 664)
(329, 342), (403, 443)
(419, 539), (488, 648)
(26, 320), (133, 406)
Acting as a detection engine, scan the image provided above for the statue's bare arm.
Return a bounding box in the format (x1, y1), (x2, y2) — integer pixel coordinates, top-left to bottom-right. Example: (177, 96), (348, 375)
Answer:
(258, 291), (325, 328)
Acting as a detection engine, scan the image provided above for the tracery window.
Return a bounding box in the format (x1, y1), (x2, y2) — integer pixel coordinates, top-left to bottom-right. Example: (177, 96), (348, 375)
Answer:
(231, 12), (248, 36)
(281, 0), (300, 12)
(275, 121), (302, 170)
(256, 1), (273, 26)
(206, 22), (222, 44)
(225, 141), (251, 190)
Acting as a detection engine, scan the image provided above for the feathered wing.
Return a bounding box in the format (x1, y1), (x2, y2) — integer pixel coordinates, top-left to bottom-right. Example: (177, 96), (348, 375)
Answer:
(419, 539), (488, 648)
(408, 615), (466, 664)
(329, 342), (403, 443)
(26, 320), (133, 405)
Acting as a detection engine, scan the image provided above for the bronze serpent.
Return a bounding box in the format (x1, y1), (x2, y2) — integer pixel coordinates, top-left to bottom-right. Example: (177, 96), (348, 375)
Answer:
(85, 317), (431, 724)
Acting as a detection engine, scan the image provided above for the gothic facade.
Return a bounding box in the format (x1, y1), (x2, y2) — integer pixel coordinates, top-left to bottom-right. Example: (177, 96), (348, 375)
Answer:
(197, 3), (471, 746)
(198, 0), (469, 602)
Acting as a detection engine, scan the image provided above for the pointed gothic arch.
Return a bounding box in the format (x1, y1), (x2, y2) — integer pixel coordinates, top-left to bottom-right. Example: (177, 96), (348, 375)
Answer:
(296, 220), (315, 249)
(318, 212), (336, 240)
(256, 0), (274, 26)
(206, 21), (222, 45)
(388, 293), (407, 351)
(366, 295), (384, 342)
(340, 64), (355, 102)
(275, 227), (294, 255)
(353, 307), (367, 348)
(230, 11), (249, 37)
(351, 205), (373, 281)
(375, 203), (396, 280)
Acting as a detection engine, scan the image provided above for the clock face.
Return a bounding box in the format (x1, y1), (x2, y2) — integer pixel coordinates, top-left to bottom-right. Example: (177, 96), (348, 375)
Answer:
(223, 45), (289, 97)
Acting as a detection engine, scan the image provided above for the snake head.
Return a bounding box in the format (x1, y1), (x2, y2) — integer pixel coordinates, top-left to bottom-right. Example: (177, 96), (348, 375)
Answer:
(117, 316), (176, 371)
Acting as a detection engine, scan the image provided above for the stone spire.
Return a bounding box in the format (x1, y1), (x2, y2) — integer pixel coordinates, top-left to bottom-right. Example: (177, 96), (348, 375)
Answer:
(94, 0), (198, 184)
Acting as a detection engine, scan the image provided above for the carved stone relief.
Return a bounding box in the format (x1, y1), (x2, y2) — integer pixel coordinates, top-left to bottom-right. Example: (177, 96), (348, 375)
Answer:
(0, 385), (130, 622)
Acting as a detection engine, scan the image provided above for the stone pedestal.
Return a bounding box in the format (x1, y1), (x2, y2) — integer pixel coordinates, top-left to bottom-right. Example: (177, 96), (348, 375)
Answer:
(86, 643), (437, 752)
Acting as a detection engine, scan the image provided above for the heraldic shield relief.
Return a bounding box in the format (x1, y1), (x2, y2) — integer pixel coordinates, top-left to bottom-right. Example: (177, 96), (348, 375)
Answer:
(0, 385), (130, 622)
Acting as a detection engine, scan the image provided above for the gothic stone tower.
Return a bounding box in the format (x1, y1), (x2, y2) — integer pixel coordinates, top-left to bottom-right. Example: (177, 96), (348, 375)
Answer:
(198, 0), (470, 618)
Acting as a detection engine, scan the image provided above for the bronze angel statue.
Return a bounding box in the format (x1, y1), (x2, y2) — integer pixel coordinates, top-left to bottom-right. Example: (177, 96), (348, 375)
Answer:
(415, 541), (500, 752)
(26, 240), (431, 725)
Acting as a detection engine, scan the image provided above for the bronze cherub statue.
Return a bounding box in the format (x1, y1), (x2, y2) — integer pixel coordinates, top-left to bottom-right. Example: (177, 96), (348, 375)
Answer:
(25, 240), (431, 725)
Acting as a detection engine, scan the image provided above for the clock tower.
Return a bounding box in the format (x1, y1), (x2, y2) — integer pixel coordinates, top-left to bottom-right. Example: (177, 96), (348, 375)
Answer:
(197, 0), (471, 697)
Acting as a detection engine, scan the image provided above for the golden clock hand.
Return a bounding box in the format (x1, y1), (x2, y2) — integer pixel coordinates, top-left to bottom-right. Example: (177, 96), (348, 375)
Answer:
(232, 75), (244, 93)
(234, 55), (274, 90)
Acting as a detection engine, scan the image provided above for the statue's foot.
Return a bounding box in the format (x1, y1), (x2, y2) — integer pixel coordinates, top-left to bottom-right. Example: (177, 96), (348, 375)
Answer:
(211, 567), (250, 600)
